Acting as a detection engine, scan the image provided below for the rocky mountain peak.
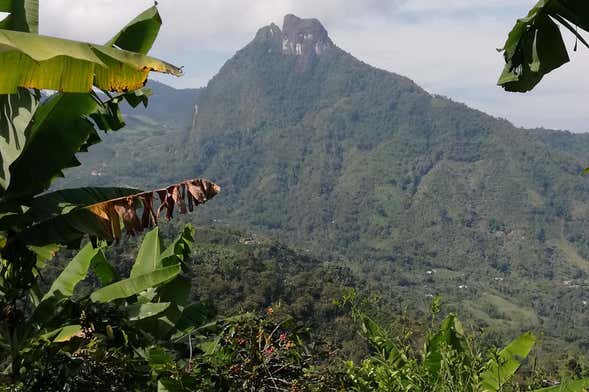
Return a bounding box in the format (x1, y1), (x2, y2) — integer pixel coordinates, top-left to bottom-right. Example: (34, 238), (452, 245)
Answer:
(281, 14), (333, 56)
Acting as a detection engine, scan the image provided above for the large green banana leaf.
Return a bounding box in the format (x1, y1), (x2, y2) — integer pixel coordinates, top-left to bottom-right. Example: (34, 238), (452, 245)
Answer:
(481, 332), (536, 391)
(90, 264), (181, 303)
(499, 0), (589, 92)
(0, 87), (37, 191)
(0, 4), (166, 194)
(41, 242), (105, 301)
(0, 0), (38, 33)
(6, 91), (143, 197)
(160, 224), (195, 268)
(46, 324), (84, 343)
(424, 314), (467, 377)
(126, 302), (171, 322)
(154, 225), (195, 307)
(0, 29), (181, 94)
(130, 227), (163, 278)
(91, 252), (119, 286)
(107, 6), (161, 55)
(134, 226), (195, 339)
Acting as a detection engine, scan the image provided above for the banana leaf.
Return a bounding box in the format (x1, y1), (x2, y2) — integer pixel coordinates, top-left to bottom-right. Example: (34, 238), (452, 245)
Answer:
(499, 0), (589, 92)
(42, 324), (83, 343)
(0, 29), (181, 94)
(481, 332), (536, 391)
(0, 4), (167, 195)
(106, 5), (161, 55)
(6, 91), (143, 197)
(125, 302), (171, 322)
(41, 242), (104, 301)
(0, 87), (38, 191)
(51, 324), (84, 343)
(130, 227), (162, 278)
(16, 179), (220, 247)
(424, 314), (468, 377)
(15, 186), (141, 246)
(156, 225), (196, 306)
(160, 224), (195, 267)
(90, 264), (181, 303)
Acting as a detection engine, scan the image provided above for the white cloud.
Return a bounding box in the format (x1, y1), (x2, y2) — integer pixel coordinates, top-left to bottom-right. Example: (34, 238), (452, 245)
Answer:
(38, 0), (589, 132)
(397, 0), (528, 12)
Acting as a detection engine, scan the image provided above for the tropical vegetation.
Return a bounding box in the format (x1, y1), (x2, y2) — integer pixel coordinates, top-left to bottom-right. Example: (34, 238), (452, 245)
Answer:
(1, 0), (589, 391)
(0, 1), (219, 388)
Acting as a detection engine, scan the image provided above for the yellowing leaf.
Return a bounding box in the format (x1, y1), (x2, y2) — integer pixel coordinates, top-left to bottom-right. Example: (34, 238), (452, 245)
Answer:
(0, 29), (182, 93)
(52, 325), (84, 343)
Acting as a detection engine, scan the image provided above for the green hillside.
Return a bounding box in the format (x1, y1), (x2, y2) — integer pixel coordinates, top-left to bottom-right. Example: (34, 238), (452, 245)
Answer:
(56, 15), (589, 358)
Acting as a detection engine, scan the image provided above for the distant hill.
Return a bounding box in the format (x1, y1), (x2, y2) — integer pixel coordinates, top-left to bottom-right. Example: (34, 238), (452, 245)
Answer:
(122, 80), (202, 128)
(54, 80), (202, 190)
(59, 15), (589, 355)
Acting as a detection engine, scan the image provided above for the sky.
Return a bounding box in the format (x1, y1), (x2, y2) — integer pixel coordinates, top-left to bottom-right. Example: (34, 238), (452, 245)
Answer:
(32, 0), (589, 132)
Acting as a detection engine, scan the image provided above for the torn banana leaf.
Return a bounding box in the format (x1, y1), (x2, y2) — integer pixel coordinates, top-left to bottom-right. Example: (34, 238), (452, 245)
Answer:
(106, 5), (161, 55)
(18, 179), (221, 247)
(498, 0), (589, 92)
(0, 29), (182, 94)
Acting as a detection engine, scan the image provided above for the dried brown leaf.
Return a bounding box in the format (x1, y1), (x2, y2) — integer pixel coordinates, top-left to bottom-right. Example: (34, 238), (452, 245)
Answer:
(88, 178), (220, 242)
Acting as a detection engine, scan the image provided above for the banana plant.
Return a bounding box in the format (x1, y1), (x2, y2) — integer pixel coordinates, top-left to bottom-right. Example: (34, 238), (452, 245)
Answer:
(0, 2), (181, 194)
(0, 1), (221, 277)
(0, 1), (222, 383)
(345, 295), (589, 392)
(1, 225), (202, 377)
(480, 332), (535, 391)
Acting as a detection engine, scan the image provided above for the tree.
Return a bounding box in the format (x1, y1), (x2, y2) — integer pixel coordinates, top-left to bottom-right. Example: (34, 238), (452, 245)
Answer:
(0, 1), (221, 382)
(13, 226), (202, 390)
(498, 0), (589, 92)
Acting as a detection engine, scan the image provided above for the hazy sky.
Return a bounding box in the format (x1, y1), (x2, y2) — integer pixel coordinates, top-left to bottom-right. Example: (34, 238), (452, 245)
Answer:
(34, 0), (589, 132)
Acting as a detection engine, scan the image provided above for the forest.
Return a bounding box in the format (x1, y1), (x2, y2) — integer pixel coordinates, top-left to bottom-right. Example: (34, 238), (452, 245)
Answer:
(3, 0), (589, 391)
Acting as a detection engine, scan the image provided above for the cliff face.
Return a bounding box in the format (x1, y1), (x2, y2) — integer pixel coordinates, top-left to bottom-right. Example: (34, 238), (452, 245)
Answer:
(252, 14), (335, 70)
(281, 14), (334, 60)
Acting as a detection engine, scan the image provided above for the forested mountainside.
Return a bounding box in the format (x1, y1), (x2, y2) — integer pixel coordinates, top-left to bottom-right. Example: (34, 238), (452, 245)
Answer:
(123, 80), (202, 128)
(57, 15), (589, 357)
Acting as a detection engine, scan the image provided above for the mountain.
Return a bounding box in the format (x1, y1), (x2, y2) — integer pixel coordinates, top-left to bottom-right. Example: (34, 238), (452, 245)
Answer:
(190, 14), (588, 265)
(186, 15), (589, 344)
(59, 15), (589, 353)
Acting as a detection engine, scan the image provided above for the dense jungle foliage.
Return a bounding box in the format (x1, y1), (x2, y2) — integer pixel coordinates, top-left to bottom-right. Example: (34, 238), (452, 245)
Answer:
(15, 224), (589, 391)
